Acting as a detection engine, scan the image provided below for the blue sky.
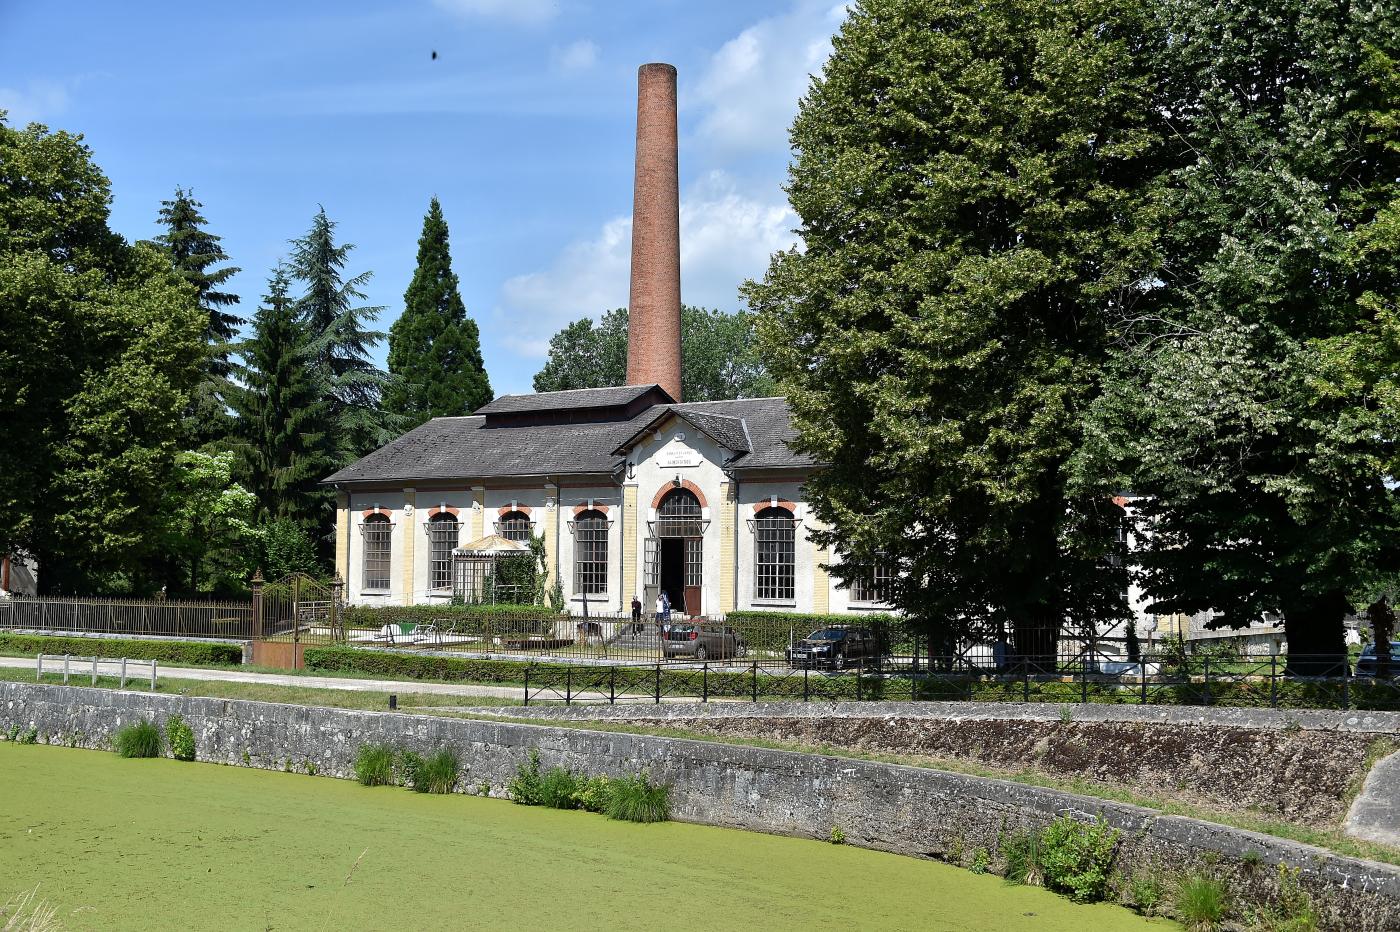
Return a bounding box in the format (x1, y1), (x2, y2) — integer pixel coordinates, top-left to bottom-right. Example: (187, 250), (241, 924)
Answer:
(0, 0), (847, 396)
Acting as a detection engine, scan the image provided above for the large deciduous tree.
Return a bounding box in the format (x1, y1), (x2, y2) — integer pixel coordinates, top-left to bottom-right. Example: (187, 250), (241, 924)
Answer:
(0, 117), (206, 593)
(289, 207), (393, 462)
(744, 0), (1162, 664)
(149, 187), (243, 447)
(384, 197), (492, 426)
(532, 306), (775, 401)
(1077, 0), (1400, 668)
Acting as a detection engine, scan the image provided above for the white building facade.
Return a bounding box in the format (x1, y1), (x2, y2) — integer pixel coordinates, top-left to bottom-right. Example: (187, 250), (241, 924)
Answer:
(325, 385), (893, 618)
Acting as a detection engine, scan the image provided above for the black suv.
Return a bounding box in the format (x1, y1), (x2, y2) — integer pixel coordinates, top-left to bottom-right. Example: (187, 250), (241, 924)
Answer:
(787, 626), (878, 670)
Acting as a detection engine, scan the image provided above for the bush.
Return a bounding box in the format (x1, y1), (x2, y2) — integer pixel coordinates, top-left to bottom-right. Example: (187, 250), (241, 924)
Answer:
(539, 767), (583, 809)
(508, 749), (546, 805)
(576, 776), (613, 813)
(603, 772), (670, 823)
(353, 743), (397, 786)
(0, 633), (241, 666)
(411, 749), (459, 794)
(341, 603), (556, 631)
(1127, 872), (1165, 916)
(165, 715), (195, 761)
(113, 720), (163, 758)
(1175, 873), (1228, 930)
(999, 829), (1042, 886)
(1250, 864), (1316, 932)
(395, 750), (424, 787)
(1037, 816), (1119, 903)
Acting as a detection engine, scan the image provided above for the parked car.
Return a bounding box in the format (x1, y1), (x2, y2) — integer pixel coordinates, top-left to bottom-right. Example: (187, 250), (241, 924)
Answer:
(1355, 641), (1400, 678)
(661, 623), (748, 661)
(787, 626), (878, 670)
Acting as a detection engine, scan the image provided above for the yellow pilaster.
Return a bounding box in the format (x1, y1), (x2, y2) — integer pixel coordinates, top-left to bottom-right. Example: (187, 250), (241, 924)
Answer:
(472, 486), (486, 539)
(810, 514), (830, 614)
(719, 482), (737, 614)
(543, 483), (559, 593)
(334, 492), (349, 582)
(401, 488), (416, 606)
(622, 484), (639, 605)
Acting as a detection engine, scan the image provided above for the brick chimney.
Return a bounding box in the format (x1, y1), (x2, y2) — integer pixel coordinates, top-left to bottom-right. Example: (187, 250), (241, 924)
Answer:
(626, 62), (683, 402)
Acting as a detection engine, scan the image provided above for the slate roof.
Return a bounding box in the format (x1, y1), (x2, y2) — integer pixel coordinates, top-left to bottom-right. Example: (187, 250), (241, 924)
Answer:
(322, 395), (814, 485)
(474, 384), (669, 415)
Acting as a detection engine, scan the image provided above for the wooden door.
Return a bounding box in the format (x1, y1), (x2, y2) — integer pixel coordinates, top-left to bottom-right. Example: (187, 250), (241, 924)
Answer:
(683, 537), (702, 617)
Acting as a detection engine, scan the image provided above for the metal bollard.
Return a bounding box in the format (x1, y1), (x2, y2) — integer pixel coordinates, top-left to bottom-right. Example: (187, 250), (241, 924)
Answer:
(35, 653), (42, 682)
(150, 661), (157, 692)
(120, 657), (128, 690)
(63, 654), (70, 684)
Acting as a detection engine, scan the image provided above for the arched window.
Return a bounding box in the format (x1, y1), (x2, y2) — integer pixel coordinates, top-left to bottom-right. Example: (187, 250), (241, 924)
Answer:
(362, 514), (392, 591)
(497, 510), (532, 543)
(427, 512), (460, 590)
(572, 509), (609, 595)
(655, 489), (703, 537)
(754, 506), (795, 601)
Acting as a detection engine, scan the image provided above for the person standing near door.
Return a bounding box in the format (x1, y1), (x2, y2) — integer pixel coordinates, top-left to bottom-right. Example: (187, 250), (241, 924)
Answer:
(631, 595), (642, 634)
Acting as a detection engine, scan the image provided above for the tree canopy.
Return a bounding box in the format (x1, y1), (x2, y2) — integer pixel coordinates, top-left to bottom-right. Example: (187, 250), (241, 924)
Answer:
(0, 117), (206, 593)
(745, 0), (1162, 661)
(384, 197), (492, 426)
(532, 306), (776, 401)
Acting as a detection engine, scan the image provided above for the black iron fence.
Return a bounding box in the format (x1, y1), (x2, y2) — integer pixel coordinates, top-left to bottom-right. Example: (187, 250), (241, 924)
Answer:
(0, 595), (254, 640)
(522, 652), (1400, 711)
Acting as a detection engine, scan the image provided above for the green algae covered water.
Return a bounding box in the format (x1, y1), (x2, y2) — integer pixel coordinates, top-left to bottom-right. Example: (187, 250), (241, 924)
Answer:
(0, 743), (1165, 930)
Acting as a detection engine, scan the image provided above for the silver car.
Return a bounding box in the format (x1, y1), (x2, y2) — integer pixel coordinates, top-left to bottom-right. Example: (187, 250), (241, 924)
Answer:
(661, 623), (748, 661)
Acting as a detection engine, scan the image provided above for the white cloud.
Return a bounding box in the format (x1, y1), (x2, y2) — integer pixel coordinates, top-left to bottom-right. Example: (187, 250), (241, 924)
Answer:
(0, 80), (72, 125)
(497, 172), (797, 358)
(554, 39), (598, 73)
(433, 0), (556, 25)
(690, 1), (847, 152)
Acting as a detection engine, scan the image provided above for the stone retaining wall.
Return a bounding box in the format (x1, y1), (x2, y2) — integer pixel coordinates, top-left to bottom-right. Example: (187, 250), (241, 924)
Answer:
(4, 682), (1400, 930)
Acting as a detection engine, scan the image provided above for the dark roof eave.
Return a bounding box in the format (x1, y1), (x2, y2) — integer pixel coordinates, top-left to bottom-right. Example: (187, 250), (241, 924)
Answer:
(320, 466), (624, 487)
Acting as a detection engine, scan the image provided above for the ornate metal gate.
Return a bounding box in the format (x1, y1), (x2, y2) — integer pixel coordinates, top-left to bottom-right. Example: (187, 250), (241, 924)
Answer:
(252, 572), (344, 668)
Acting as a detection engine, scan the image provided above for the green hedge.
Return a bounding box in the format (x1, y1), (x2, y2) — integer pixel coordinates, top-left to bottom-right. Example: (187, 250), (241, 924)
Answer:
(342, 603), (558, 631)
(726, 609), (908, 653)
(0, 633), (243, 666)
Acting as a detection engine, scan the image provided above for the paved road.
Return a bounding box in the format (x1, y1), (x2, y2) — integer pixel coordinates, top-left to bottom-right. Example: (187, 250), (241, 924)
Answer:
(0, 655), (532, 701)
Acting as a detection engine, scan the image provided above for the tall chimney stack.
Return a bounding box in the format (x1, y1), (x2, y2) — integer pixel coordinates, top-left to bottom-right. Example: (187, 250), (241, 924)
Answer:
(626, 62), (683, 402)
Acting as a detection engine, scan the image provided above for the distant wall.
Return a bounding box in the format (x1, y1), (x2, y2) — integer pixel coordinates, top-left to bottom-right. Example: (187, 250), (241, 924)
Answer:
(4, 682), (1399, 929)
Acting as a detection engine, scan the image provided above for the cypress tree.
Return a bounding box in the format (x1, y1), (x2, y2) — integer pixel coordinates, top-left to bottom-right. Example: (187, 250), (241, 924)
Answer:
(230, 266), (333, 536)
(385, 197), (492, 426)
(151, 187), (244, 447)
(288, 207), (393, 462)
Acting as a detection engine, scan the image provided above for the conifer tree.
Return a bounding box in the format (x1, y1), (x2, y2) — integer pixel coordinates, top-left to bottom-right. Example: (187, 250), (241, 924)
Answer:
(288, 207), (392, 462)
(385, 197), (492, 426)
(151, 187), (244, 447)
(230, 266), (332, 537)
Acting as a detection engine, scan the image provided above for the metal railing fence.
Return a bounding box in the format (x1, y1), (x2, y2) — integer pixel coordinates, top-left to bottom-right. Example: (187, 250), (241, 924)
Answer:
(0, 596), (254, 640)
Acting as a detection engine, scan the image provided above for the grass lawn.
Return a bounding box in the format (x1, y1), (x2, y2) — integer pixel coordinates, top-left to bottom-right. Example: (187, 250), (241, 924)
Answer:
(0, 743), (1164, 931)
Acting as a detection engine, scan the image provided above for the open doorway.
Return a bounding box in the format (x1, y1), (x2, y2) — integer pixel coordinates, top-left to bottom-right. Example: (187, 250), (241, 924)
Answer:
(660, 538), (685, 615)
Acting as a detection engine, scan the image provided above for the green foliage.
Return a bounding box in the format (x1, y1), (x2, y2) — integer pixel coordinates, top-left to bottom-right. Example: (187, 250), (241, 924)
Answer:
(384, 197), (492, 426)
(1126, 872), (1164, 916)
(575, 776), (613, 814)
(532, 306), (775, 401)
(288, 207), (394, 464)
(999, 829), (1042, 886)
(231, 266), (334, 542)
(603, 772), (670, 824)
(113, 720), (163, 758)
(152, 449), (259, 595)
(1251, 864), (1318, 932)
(828, 826), (846, 845)
(744, 0), (1156, 660)
(508, 749), (546, 805)
(410, 748), (459, 794)
(256, 517), (323, 580)
(147, 186), (243, 448)
(0, 634), (242, 666)
(1075, 0), (1400, 658)
(395, 750), (423, 787)
(165, 714), (195, 761)
(342, 603), (555, 629)
(353, 743), (397, 786)
(1174, 873), (1228, 931)
(538, 767), (584, 809)
(969, 848), (991, 874)
(1037, 816), (1119, 903)
(0, 118), (207, 594)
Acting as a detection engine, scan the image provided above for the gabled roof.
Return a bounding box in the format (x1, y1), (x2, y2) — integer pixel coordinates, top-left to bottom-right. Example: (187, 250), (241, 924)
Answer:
(322, 394), (814, 486)
(612, 407), (751, 457)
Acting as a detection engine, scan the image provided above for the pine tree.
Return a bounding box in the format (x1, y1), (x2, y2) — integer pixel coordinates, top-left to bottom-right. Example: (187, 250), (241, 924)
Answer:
(288, 207), (392, 462)
(230, 266), (333, 537)
(384, 197), (492, 426)
(151, 187), (244, 447)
